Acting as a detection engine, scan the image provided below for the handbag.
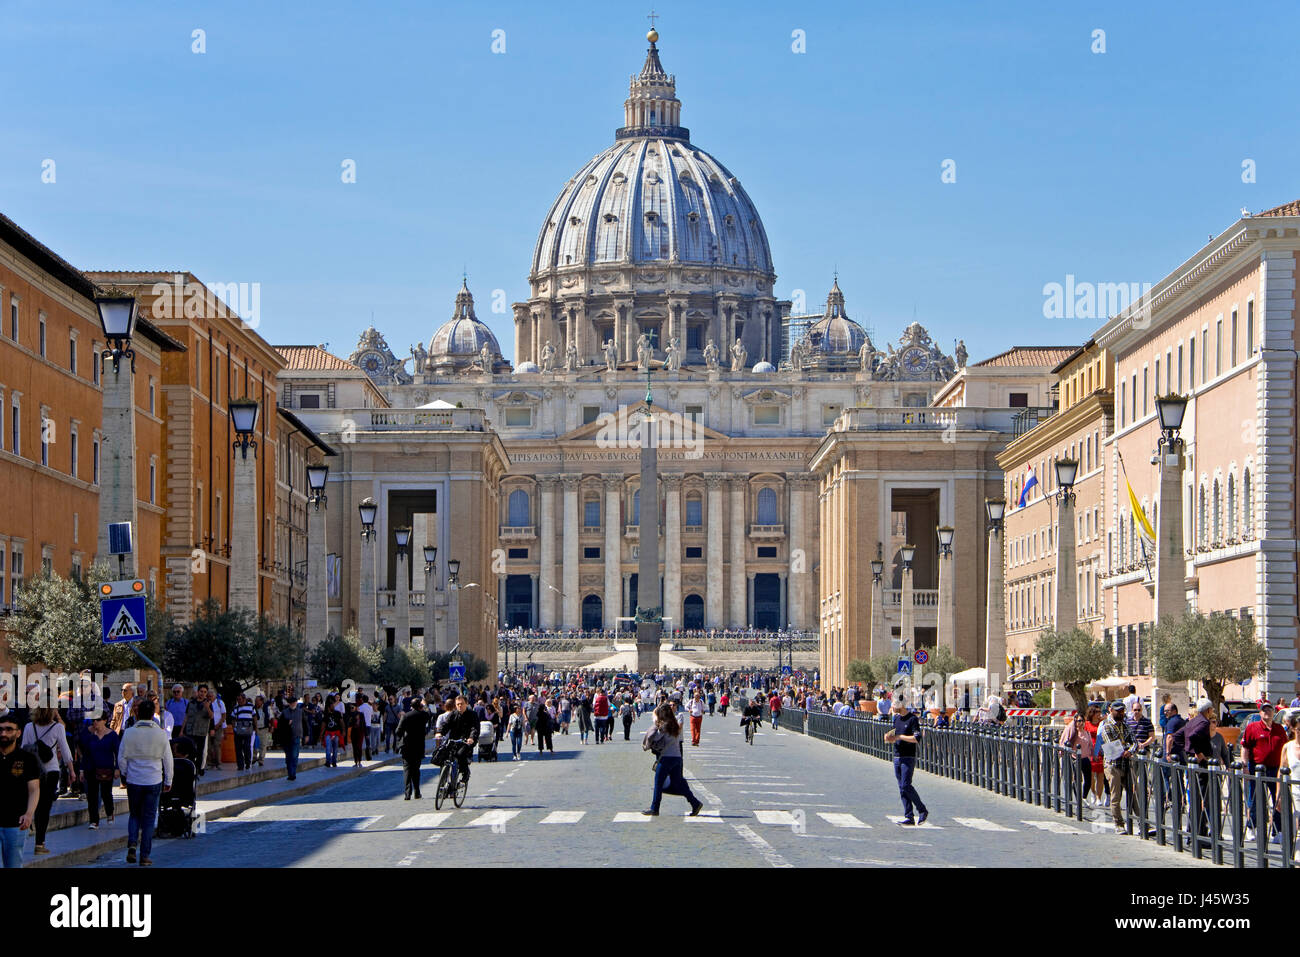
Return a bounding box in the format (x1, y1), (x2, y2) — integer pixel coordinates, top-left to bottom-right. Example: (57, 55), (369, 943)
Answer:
(34, 725), (55, 764)
(94, 767), (114, 783)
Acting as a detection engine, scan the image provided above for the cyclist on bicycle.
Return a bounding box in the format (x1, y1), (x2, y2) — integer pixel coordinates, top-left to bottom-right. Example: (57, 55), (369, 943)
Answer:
(740, 697), (763, 731)
(437, 695), (479, 785)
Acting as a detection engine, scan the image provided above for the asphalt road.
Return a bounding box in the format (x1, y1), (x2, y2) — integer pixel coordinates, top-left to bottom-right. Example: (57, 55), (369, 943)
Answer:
(81, 710), (1216, 868)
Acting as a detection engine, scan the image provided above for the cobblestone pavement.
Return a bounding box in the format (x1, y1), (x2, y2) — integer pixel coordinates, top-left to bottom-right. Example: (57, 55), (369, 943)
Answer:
(81, 712), (1216, 867)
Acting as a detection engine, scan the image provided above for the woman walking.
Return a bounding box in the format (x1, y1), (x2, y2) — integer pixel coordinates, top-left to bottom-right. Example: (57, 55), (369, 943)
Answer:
(620, 698), (635, 741)
(507, 704), (526, 760)
(321, 695), (345, 768)
(1059, 709), (1094, 807)
(347, 702), (366, 767)
(535, 698), (555, 755)
(640, 703), (703, 817)
(1084, 706), (1105, 806)
(78, 714), (119, 829)
(21, 708), (73, 855)
(577, 690), (593, 744)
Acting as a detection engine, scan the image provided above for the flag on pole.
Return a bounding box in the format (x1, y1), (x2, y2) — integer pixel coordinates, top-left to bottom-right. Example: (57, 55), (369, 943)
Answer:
(1017, 467), (1038, 508)
(1126, 476), (1157, 547)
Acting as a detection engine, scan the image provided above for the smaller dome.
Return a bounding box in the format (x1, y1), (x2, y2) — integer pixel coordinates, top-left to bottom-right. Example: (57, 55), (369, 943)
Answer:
(516, 361), (540, 374)
(752, 361), (776, 373)
(428, 280), (503, 359)
(805, 314), (867, 355)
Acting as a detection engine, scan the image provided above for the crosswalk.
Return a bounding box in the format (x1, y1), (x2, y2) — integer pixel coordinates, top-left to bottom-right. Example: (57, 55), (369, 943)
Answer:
(207, 808), (1092, 835)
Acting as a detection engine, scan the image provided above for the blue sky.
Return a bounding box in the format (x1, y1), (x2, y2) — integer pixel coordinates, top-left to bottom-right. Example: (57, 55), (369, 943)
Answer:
(2, 0), (1297, 362)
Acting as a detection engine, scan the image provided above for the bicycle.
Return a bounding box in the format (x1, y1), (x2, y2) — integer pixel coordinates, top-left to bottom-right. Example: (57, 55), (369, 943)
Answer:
(434, 741), (472, 809)
(743, 716), (761, 745)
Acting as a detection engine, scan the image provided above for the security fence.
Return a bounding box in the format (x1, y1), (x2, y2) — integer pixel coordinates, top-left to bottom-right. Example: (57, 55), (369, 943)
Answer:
(772, 707), (1296, 868)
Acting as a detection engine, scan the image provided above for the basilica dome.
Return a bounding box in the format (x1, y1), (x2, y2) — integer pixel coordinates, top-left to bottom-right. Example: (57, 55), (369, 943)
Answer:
(803, 280), (867, 355)
(427, 281), (504, 374)
(530, 33), (772, 277)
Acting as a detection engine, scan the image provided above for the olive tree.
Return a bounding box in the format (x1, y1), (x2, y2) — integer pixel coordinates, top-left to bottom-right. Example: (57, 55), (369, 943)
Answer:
(1035, 627), (1118, 713)
(1148, 611), (1267, 714)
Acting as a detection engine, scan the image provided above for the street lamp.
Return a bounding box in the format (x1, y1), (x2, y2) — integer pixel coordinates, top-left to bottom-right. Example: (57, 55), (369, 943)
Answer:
(901, 544), (916, 569)
(306, 463), (329, 510)
(229, 398), (260, 459)
(448, 558), (461, 583)
(94, 294), (138, 373)
(937, 526), (955, 558)
(870, 558), (884, 583)
(1054, 458), (1079, 506)
(358, 498), (377, 540)
(423, 545), (437, 573)
(986, 497), (1006, 530)
(1155, 393), (1189, 450)
(394, 526), (412, 557)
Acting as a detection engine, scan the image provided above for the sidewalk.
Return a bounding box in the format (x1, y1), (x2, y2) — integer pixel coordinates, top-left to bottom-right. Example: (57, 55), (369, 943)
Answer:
(25, 745), (402, 868)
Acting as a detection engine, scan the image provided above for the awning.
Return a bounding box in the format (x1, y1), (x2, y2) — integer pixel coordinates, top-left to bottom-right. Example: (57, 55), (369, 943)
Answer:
(949, 667), (987, 683)
(1089, 676), (1129, 688)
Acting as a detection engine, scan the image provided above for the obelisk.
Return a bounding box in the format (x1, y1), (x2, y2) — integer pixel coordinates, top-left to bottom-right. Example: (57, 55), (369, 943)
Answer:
(635, 370), (662, 675)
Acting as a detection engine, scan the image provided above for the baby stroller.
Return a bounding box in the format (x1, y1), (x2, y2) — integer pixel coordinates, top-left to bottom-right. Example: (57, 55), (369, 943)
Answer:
(477, 720), (498, 762)
(156, 756), (199, 839)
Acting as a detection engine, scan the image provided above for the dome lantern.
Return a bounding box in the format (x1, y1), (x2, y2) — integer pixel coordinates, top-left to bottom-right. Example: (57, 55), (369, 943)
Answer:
(618, 25), (688, 141)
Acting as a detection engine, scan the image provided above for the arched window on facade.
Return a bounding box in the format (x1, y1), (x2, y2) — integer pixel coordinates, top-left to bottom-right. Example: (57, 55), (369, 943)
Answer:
(1212, 479), (1221, 544)
(756, 487), (778, 525)
(632, 490), (640, 525)
(1198, 484), (1207, 547)
(1226, 473), (1236, 540)
(685, 493), (703, 527)
(507, 488), (530, 526)
(1243, 468), (1253, 532)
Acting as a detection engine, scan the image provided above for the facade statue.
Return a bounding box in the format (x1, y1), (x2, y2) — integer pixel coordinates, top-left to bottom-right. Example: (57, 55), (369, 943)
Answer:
(789, 337), (806, 372)
(540, 340), (556, 373)
(603, 338), (618, 372)
(702, 338), (720, 371)
(729, 337), (747, 373)
(564, 340), (579, 372)
(955, 339), (968, 369)
(476, 343), (494, 374)
(858, 337), (876, 374)
(636, 332), (652, 371)
(664, 336), (682, 372)
(410, 342), (427, 375)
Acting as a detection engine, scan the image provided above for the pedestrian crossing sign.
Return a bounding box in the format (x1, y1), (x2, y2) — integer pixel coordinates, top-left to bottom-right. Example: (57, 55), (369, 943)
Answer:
(101, 594), (148, 644)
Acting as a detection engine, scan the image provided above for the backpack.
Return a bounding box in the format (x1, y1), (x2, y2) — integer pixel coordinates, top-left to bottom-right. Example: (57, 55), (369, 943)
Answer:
(233, 713), (254, 735)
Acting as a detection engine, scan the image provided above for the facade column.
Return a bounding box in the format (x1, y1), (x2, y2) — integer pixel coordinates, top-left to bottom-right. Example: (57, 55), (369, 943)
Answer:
(229, 448), (259, 613)
(306, 499), (327, 645)
(424, 559), (437, 654)
(729, 476), (747, 627)
(561, 473), (580, 628)
(538, 478), (558, 629)
(900, 560), (915, 662)
(937, 537), (956, 655)
(705, 473), (726, 627)
(663, 474), (682, 637)
(871, 563), (889, 659)
(96, 354), (139, 576)
(604, 477), (622, 630)
(1154, 436), (1187, 708)
(787, 475), (809, 629)
(1055, 495), (1078, 634)
(985, 514), (1006, 692)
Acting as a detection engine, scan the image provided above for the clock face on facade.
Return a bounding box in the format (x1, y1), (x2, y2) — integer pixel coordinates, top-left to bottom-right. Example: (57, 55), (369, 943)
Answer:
(360, 352), (384, 374)
(902, 346), (930, 376)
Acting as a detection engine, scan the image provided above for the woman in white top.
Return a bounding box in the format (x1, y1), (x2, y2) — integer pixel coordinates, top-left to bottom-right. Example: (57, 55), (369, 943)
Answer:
(21, 708), (74, 856)
(506, 705), (526, 761)
(1284, 714), (1300, 860)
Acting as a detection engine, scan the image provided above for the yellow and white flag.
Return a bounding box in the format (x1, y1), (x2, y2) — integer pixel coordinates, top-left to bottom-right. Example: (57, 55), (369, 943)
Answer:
(1126, 477), (1156, 547)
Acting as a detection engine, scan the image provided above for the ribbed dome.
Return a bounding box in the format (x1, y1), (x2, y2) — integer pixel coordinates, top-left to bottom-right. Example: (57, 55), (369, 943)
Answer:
(429, 281), (502, 358)
(531, 139), (772, 275)
(804, 279), (867, 354)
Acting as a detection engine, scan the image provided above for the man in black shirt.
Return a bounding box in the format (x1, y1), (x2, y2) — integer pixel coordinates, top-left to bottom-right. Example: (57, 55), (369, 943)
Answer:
(884, 698), (928, 826)
(439, 696), (479, 786)
(395, 698), (431, 799)
(0, 713), (41, 868)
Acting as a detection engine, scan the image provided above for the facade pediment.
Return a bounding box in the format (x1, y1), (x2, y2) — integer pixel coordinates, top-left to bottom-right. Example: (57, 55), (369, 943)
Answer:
(737, 387), (792, 406)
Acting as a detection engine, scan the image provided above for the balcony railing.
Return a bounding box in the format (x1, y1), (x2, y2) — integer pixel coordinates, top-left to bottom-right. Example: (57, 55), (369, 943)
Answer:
(883, 588), (940, 607)
(1011, 406), (1057, 438)
(499, 525), (536, 540)
(749, 523), (785, 538)
(329, 407), (489, 432)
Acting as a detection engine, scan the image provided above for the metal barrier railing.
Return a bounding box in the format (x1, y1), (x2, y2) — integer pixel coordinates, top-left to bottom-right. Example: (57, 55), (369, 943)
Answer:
(768, 706), (1295, 868)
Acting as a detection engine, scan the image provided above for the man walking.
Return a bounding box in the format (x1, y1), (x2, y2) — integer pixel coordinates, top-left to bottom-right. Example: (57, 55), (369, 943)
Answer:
(277, 695), (305, 781)
(1098, 699), (1136, 834)
(396, 698), (431, 799)
(230, 693), (257, 772)
(1240, 700), (1287, 842)
(182, 685), (213, 776)
(117, 700), (172, 866)
(208, 688), (226, 770)
(885, 698), (928, 826)
(109, 683), (134, 735)
(0, 713), (40, 868)
(164, 685), (188, 740)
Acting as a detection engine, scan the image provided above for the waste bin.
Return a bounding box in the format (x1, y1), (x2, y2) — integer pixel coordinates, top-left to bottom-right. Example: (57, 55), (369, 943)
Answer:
(220, 727), (235, 764)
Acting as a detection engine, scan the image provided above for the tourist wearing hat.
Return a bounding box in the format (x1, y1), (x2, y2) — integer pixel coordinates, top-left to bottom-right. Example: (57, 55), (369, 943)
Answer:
(1097, 699), (1136, 834)
(1240, 700), (1287, 843)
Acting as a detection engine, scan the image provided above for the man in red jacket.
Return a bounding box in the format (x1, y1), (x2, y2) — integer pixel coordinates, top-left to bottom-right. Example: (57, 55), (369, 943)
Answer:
(592, 689), (610, 744)
(1240, 701), (1287, 841)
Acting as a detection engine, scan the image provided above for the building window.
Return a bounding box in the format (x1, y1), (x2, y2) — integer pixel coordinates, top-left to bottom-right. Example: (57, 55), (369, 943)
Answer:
(1189, 338), (1196, 390)
(71, 555), (82, 582)
(92, 344), (100, 386)
(507, 489), (531, 525)
(38, 316), (46, 357)
(1230, 309), (1238, 366)
(148, 378), (156, 414)
(756, 546), (778, 558)
(149, 458), (157, 505)
(1177, 344), (1184, 392)
(1009, 392), (1028, 408)
(506, 548), (528, 560)
(69, 334), (77, 374)
(298, 393), (321, 409)
(583, 546), (601, 560)
(756, 487), (778, 524)
(92, 438), (100, 484)
(685, 546), (703, 559)
(632, 490), (640, 524)
(583, 498), (600, 527)
(9, 295), (18, 341)
(0, 547), (5, 607)
(504, 408), (532, 428)
(1243, 468), (1253, 531)
(822, 404), (842, 426)
(1246, 300), (1254, 357)
(10, 547), (23, 610)
(685, 495), (702, 527)
(40, 413), (50, 466)
(581, 405), (600, 425)
(1211, 479), (1221, 544)
(753, 405), (780, 426)
(1142, 367), (1148, 417)
(1118, 381), (1126, 427)
(687, 326), (702, 351)
(1226, 472), (1236, 539)
(9, 397), (18, 457)
(1201, 328), (1208, 382)
(1216, 319), (1223, 376)
(685, 404), (703, 424)
(1130, 373), (1137, 421)
(69, 426), (78, 478)
(1197, 485), (1207, 548)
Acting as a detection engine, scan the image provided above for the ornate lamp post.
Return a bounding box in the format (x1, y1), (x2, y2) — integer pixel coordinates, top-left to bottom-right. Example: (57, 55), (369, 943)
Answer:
(447, 558), (462, 662)
(423, 545), (437, 654)
(94, 293), (140, 575)
(936, 526), (956, 667)
(870, 545), (887, 659)
(1154, 393), (1190, 707)
(985, 498), (1007, 699)
(394, 526), (412, 647)
(899, 544), (916, 688)
(305, 463), (329, 646)
(228, 398), (261, 612)
(1051, 458), (1080, 708)
(357, 498), (378, 646)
